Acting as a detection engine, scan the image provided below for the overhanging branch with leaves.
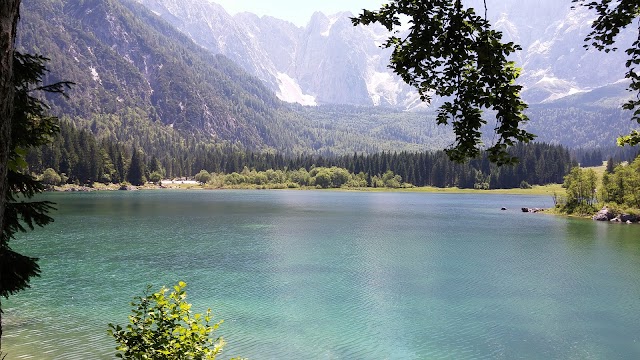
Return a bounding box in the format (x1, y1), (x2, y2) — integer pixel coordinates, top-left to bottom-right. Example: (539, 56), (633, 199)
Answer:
(353, 0), (534, 165)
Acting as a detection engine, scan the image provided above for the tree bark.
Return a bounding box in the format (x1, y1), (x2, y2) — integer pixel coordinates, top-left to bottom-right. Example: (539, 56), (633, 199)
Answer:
(0, 0), (21, 351)
(0, 1), (20, 239)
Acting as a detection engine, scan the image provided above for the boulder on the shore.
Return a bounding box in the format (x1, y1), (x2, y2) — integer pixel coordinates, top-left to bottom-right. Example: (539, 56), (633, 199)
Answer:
(611, 214), (639, 223)
(603, 211), (638, 223)
(63, 186), (95, 192)
(593, 207), (616, 221)
(619, 214), (638, 223)
(522, 207), (543, 213)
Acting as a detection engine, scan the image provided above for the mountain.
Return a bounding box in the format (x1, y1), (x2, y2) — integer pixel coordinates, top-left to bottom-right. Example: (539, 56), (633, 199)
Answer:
(135, 0), (635, 108)
(16, 0), (451, 157)
(134, 0), (420, 108)
(484, 0), (635, 104)
(16, 0), (638, 158)
(17, 0), (283, 150)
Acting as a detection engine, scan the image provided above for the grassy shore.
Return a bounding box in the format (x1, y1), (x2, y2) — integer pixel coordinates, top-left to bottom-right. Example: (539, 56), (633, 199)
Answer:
(363, 184), (565, 196)
(56, 182), (565, 197)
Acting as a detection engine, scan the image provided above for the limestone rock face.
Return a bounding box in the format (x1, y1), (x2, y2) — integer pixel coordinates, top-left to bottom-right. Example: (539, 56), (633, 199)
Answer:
(134, 0), (282, 90)
(292, 12), (370, 105)
(136, 0), (634, 108)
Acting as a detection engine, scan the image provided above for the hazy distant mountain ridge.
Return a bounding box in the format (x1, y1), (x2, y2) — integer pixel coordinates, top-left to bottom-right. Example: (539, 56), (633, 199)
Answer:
(136, 0), (634, 109)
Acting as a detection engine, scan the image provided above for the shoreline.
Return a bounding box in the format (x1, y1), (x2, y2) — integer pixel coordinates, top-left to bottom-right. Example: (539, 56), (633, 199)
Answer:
(51, 182), (566, 196)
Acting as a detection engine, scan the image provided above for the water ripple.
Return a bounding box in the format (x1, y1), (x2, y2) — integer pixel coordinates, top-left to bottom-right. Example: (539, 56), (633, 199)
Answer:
(4, 191), (640, 359)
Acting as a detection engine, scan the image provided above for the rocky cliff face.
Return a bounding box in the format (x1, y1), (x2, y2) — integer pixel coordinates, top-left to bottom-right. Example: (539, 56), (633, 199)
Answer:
(135, 0), (635, 109)
(134, 0), (417, 107)
(137, 0), (280, 89)
(485, 0), (634, 104)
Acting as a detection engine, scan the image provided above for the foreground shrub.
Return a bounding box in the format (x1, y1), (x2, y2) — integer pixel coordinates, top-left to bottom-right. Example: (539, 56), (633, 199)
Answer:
(108, 281), (241, 359)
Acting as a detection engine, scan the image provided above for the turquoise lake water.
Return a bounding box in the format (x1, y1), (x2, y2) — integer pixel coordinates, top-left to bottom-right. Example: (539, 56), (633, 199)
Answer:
(2, 190), (640, 359)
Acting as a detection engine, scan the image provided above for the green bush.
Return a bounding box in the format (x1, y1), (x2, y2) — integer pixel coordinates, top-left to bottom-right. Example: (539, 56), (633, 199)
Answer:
(382, 170), (402, 188)
(40, 167), (62, 185)
(148, 171), (163, 184)
(519, 180), (532, 189)
(195, 170), (212, 184)
(108, 281), (241, 360)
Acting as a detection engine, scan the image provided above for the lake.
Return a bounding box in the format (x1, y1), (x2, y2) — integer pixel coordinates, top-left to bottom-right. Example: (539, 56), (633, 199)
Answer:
(3, 190), (640, 359)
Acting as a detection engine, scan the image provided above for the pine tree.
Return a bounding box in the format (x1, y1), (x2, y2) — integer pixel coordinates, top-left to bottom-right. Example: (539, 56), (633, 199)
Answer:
(126, 148), (146, 186)
(606, 157), (616, 174)
(1, 52), (71, 346)
(0, 0), (21, 268)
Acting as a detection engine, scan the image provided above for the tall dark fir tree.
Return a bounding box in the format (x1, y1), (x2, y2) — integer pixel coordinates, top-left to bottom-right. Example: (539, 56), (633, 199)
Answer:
(0, 52), (70, 346)
(0, 0), (21, 263)
(126, 148), (146, 186)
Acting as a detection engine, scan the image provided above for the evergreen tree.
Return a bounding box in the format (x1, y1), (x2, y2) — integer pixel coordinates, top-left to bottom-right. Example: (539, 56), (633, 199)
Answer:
(0, 3), (21, 287)
(126, 148), (146, 186)
(606, 157), (615, 174)
(1, 52), (70, 345)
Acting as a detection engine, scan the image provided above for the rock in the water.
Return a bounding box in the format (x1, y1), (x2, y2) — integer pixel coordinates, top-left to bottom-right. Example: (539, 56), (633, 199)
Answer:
(619, 214), (638, 223)
(609, 214), (639, 223)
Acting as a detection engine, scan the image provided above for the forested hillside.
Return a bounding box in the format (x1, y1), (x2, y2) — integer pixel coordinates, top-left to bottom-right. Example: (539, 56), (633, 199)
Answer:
(17, 0), (283, 150)
(524, 107), (633, 149)
(16, 0), (636, 161)
(15, 0), (638, 191)
(16, 0), (452, 157)
(27, 120), (573, 190)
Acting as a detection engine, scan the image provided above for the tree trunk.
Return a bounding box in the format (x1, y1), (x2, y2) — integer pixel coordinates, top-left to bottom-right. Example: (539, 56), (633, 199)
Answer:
(0, 0), (20, 236)
(0, 0), (21, 350)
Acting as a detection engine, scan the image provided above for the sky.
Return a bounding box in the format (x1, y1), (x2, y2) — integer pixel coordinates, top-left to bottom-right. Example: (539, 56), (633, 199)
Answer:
(209, 0), (387, 27)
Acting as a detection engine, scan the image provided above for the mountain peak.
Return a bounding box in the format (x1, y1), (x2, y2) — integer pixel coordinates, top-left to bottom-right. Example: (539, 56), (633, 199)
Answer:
(134, 0), (632, 108)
